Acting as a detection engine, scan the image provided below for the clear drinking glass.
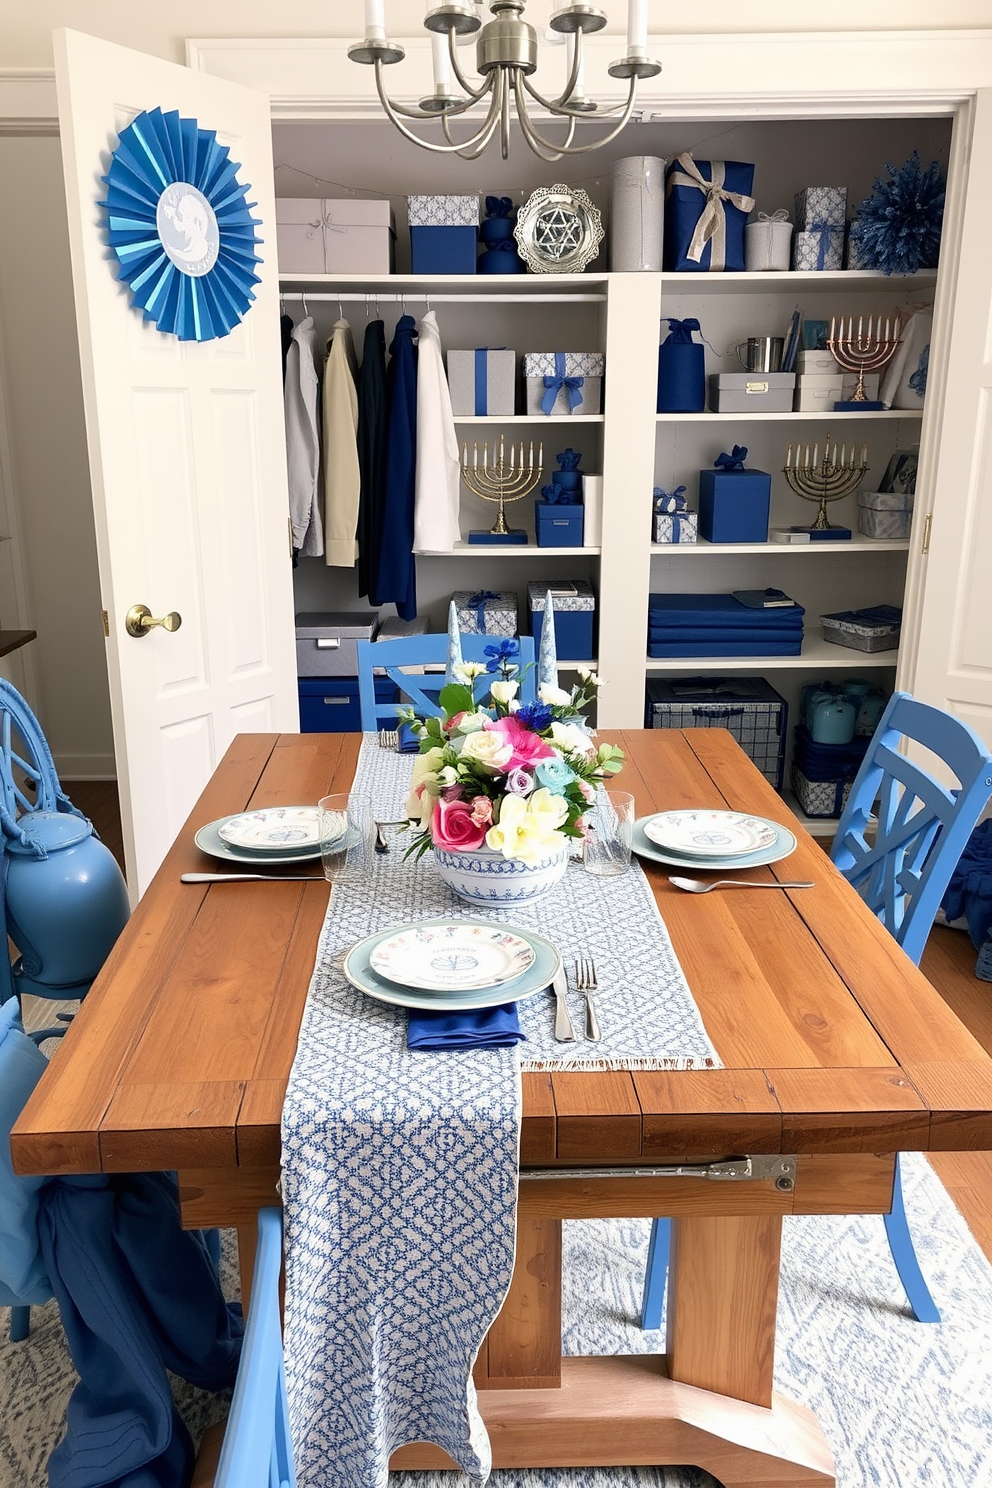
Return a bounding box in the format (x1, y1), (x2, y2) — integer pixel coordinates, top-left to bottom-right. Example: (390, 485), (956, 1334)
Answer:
(582, 789), (635, 876)
(318, 792), (372, 884)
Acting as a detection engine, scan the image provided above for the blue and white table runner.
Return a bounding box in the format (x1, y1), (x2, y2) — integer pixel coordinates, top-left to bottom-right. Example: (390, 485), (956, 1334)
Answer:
(281, 738), (721, 1488)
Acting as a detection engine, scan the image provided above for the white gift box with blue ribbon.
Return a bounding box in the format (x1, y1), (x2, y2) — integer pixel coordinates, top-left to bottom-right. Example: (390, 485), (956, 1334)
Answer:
(793, 226), (844, 272)
(447, 349), (516, 416)
(452, 589), (518, 637)
(275, 198), (394, 275)
(523, 352), (604, 416)
(653, 486), (698, 544)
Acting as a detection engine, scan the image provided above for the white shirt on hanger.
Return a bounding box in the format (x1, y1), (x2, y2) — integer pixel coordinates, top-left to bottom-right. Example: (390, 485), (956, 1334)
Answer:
(322, 317), (361, 566)
(414, 309), (461, 554)
(285, 316), (324, 557)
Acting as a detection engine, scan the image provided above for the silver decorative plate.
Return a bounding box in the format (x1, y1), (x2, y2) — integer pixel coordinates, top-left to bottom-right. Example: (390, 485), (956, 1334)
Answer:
(514, 184), (604, 275)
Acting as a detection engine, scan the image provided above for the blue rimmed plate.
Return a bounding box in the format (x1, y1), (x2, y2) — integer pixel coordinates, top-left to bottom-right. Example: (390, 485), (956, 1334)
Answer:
(341, 918), (561, 1012)
(195, 817), (325, 866)
(631, 816), (797, 872)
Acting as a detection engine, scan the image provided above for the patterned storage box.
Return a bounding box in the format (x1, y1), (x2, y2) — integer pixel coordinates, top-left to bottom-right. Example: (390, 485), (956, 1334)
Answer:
(821, 605), (902, 652)
(857, 491), (915, 540)
(794, 186), (848, 230)
(645, 676), (788, 788)
(790, 765), (853, 818)
(523, 353), (604, 417)
(452, 589), (518, 637)
(653, 511), (698, 544)
(528, 581), (595, 661)
(408, 195), (479, 274)
(793, 227), (844, 272)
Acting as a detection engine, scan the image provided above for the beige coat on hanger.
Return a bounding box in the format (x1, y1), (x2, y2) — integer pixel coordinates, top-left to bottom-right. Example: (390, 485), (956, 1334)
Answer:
(322, 318), (361, 566)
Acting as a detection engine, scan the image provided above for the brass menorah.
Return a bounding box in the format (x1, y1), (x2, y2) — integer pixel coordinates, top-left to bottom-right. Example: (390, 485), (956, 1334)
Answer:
(461, 434), (543, 540)
(828, 313), (901, 408)
(784, 435), (869, 536)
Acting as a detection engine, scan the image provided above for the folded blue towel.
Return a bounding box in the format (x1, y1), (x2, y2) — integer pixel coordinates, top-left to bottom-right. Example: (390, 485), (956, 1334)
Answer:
(648, 624), (804, 642)
(407, 1002), (525, 1050)
(397, 721), (421, 753)
(648, 639), (803, 657)
(648, 593), (806, 628)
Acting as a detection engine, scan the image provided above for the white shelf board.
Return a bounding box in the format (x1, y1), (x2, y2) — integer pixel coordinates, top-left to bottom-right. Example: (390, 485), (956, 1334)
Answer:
(645, 640), (899, 671)
(650, 538), (910, 555)
(656, 410), (924, 423)
(278, 272), (608, 294)
(659, 270), (937, 296)
(455, 414), (603, 424)
(780, 790), (839, 839)
(433, 544), (601, 557)
(558, 660), (597, 670)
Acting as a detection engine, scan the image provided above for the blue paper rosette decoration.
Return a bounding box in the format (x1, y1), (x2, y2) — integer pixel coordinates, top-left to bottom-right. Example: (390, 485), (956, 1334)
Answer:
(100, 107), (262, 342)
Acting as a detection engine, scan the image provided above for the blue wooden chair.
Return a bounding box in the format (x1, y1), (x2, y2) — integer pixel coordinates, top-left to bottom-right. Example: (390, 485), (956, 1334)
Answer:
(641, 692), (992, 1330)
(356, 632), (537, 732)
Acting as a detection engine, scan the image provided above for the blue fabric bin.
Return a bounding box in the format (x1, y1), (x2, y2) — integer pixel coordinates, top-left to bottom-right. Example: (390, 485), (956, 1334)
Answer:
(698, 468), (772, 543)
(528, 581), (595, 661)
(410, 226), (478, 274)
(298, 677), (395, 733)
(535, 502), (584, 547)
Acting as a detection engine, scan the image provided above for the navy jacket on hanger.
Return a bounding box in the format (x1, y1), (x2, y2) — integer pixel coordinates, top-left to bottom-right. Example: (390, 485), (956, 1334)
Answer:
(373, 313), (418, 621)
(357, 319), (387, 602)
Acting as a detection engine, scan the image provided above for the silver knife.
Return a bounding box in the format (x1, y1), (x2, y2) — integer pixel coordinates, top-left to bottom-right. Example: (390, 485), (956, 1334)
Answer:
(552, 965), (576, 1042)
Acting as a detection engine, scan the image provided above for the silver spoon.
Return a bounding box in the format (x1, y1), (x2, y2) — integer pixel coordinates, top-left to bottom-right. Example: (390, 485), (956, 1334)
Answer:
(669, 875), (815, 894)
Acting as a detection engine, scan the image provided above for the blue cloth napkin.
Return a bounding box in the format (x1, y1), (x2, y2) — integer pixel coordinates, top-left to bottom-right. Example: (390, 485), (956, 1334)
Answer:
(407, 1002), (525, 1050)
(398, 720), (421, 753)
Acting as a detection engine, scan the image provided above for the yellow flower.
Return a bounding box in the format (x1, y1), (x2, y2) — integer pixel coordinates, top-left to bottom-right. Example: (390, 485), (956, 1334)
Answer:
(486, 788), (568, 864)
(411, 747), (444, 787)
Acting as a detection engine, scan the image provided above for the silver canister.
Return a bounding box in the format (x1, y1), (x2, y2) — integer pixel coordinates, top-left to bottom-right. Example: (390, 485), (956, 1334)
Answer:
(610, 156), (665, 272)
(735, 336), (785, 372)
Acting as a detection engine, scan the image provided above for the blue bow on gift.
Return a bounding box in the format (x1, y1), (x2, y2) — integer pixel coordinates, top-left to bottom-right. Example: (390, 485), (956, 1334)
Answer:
(809, 221), (833, 270)
(715, 446), (748, 471)
(467, 589), (499, 630)
(541, 482), (579, 506)
(555, 447), (582, 472)
(653, 484), (688, 513)
(662, 318), (701, 344)
(485, 195), (514, 219)
(541, 352), (584, 416)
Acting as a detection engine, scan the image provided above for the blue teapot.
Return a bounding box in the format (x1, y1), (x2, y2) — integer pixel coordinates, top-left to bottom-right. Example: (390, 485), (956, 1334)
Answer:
(809, 693), (857, 745)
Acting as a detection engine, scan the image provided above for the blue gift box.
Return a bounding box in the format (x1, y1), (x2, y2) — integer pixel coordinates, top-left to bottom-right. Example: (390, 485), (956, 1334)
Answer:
(657, 318), (705, 412)
(663, 154), (756, 273)
(408, 195), (479, 274)
(528, 581), (595, 661)
(535, 501), (584, 547)
(698, 452), (771, 543)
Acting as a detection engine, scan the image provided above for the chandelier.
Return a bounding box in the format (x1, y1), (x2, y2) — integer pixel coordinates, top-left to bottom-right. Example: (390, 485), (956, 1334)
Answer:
(348, 1), (661, 162)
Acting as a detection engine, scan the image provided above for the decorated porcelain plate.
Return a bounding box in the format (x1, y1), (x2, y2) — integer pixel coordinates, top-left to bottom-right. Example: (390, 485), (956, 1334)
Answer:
(217, 806), (325, 852)
(642, 810), (779, 858)
(632, 817), (797, 872)
(195, 817), (324, 866)
(370, 922), (536, 992)
(342, 919), (560, 1013)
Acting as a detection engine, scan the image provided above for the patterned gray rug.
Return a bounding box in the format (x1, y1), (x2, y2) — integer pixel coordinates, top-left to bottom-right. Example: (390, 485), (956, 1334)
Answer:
(2, 1154), (990, 1488)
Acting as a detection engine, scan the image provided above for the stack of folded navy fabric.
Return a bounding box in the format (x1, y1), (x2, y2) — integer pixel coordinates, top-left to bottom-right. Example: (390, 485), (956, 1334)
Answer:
(647, 593), (805, 658)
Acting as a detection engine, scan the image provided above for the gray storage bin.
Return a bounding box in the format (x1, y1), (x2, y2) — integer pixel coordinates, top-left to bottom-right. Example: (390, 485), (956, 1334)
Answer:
(708, 372), (796, 413)
(820, 606), (901, 653)
(295, 610), (379, 676)
(857, 491), (915, 540)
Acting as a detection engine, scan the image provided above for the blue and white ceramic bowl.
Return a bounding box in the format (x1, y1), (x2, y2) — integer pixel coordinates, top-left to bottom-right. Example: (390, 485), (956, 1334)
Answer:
(433, 843), (569, 906)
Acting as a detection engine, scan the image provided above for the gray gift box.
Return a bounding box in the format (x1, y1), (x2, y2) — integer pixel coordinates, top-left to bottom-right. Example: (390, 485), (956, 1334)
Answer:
(857, 491), (915, 540)
(523, 352), (604, 416)
(295, 611), (379, 676)
(447, 350), (516, 417)
(793, 227), (844, 271)
(794, 186), (848, 229)
(708, 372), (796, 413)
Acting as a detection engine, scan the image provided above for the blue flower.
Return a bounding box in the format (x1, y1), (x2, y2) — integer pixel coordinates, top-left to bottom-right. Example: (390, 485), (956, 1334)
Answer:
(515, 701), (554, 732)
(534, 758), (575, 795)
(484, 638), (519, 674)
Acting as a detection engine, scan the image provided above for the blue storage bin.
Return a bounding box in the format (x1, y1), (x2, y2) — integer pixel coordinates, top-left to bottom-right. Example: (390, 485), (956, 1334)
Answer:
(298, 676), (395, 733)
(535, 501), (584, 547)
(657, 319), (705, 413)
(410, 225), (478, 274)
(698, 468), (771, 543)
(528, 581), (596, 661)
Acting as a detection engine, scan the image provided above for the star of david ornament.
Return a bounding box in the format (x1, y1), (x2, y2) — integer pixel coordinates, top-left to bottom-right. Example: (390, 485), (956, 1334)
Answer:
(514, 184), (604, 274)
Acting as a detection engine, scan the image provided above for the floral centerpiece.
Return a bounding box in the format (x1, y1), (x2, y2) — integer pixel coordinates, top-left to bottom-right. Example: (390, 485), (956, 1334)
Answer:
(400, 634), (623, 905)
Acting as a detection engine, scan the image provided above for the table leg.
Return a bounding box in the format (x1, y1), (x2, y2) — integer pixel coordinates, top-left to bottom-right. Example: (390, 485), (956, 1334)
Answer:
(476, 1216), (562, 1390)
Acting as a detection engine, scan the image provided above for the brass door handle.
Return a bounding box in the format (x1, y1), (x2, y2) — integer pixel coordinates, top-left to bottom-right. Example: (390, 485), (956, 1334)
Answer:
(125, 604), (183, 638)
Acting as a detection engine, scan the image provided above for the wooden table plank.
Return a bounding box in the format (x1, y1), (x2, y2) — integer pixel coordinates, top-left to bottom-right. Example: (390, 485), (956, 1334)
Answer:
(633, 1070), (782, 1157)
(551, 1071), (642, 1160)
(765, 1068), (929, 1153)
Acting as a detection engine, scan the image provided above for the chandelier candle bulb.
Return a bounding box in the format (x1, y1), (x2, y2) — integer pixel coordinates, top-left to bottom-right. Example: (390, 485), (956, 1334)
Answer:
(430, 30), (453, 92)
(628, 0), (648, 52)
(364, 0), (387, 41)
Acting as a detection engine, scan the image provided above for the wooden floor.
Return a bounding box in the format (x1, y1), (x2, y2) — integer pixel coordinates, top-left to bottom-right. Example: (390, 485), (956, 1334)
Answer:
(56, 780), (992, 1266)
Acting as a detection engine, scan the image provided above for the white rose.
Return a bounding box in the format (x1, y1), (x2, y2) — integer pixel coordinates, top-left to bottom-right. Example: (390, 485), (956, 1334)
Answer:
(458, 729), (514, 774)
(577, 667), (601, 687)
(453, 710), (491, 735)
(411, 746), (444, 786)
(437, 765), (459, 787)
(489, 679), (519, 704)
(538, 683), (572, 707)
(453, 661), (487, 684)
(549, 721), (596, 756)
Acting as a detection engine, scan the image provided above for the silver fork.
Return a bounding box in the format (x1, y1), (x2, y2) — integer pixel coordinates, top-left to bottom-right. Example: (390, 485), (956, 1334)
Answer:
(378, 729), (399, 750)
(574, 956), (601, 1042)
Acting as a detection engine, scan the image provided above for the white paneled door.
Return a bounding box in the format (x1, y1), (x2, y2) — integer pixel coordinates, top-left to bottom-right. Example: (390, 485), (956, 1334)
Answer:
(54, 30), (298, 896)
(911, 89), (992, 750)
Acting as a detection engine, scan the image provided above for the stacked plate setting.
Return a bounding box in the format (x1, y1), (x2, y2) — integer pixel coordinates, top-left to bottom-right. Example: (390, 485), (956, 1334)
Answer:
(195, 805), (330, 866)
(341, 919), (563, 1012)
(632, 809), (797, 871)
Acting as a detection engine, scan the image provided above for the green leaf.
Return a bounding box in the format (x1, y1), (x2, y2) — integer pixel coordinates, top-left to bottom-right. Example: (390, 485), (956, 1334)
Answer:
(439, 683), (473, 717)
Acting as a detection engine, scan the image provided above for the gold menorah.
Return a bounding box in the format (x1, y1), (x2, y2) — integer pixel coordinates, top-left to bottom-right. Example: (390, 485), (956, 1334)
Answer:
(784, 436), (869, 535)
(461, 435), (544, 540)
(828, 313), (901, 408)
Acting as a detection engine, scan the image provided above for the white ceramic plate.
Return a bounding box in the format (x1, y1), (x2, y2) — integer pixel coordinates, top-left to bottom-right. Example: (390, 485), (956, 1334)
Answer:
(195, 818), (323, 866)
(642, 810), (778, 858)
(632, 817), (797, 872)
(370, 922), (535, 992)
(342, 918), (560, 1013)
(217, 806), (324, 851)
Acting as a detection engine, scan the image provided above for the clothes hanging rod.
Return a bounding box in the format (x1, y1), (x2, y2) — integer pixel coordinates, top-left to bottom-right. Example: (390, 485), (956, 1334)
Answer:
(280, 292), (607, 305)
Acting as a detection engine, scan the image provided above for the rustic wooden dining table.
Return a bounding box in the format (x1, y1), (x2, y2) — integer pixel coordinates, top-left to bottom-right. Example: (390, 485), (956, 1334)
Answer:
(12, 728), (992, 1488)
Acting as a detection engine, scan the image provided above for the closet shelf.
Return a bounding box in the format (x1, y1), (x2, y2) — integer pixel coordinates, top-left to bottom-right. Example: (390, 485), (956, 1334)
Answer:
(436, 544), (601, 557)
(645, 639), (900, 671)
(656, 410), (924, 423)
(455, 415), (604, 425)
(658, 269), (937, 296)
(650, 538), (911, 555)
(778, 791), (838, 839)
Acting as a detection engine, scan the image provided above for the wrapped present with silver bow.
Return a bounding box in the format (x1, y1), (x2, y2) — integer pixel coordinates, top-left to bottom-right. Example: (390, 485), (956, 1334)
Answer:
(663, 153), (756, 273)
(451, 589), (518, 637)
(408, 194), (479, 274)
(794, 186), (848, 230)
(275, 198), (394, 275)
(793, 225), (845, 272)
(744, 210), (793, 271)
(523, 352), (604, 416)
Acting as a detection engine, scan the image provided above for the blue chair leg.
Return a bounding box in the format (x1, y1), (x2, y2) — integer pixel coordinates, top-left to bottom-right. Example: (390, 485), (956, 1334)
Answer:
(883, 1154), (940, 1323)
(640, 1217), (671, 1330)
(9, 1305), (30, 1342)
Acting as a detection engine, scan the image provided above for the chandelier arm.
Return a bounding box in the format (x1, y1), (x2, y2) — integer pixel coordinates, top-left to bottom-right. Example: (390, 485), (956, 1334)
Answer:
(523, 69), (633, 118)
(446, 26), (491, 101)
(500, 67), (511, 159)
(374, 59), (499, 153)
(518, 74), (640, 155)
(440, 82), (506, 160)
(512, 75), (581, 162)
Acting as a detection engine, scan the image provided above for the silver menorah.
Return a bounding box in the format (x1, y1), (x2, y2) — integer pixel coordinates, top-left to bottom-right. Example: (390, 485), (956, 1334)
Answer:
(828, 313), (902, 407)
(461, 435), (543, 539)
(784, 436), (869, 534)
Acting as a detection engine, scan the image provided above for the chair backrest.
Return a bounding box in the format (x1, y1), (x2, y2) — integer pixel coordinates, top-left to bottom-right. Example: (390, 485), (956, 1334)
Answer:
(0, 679), (83, 844)
(356, 633), (537, 731)
(212, 1207), (295, 1488)
(831, 691), (992, 966)
(0, 998), (52, 1308)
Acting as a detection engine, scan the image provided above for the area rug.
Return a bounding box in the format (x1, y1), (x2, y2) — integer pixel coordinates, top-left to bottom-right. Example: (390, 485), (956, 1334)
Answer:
(1, 1155), (990, 1488)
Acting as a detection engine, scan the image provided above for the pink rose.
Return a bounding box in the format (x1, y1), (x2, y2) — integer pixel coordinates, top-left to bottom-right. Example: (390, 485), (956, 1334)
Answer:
(470, 796), (493, 826)
(431, 797), (489, 851)
(444, 711), (466, 734)
(484, 714), (556, 772)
